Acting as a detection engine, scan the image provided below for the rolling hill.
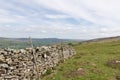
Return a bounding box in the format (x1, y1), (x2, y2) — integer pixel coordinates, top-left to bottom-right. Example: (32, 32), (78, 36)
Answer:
(0, 37), (83, 49)
(43, 36), (120, 80)
(84, 36), (120, 43)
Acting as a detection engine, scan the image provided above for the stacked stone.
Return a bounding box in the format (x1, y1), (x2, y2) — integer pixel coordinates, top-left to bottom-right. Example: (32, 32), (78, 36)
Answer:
(0, 44), (76, 80)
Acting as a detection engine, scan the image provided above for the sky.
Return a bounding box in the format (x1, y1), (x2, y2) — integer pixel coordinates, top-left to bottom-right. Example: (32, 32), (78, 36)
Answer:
(0, 0), (120, 39)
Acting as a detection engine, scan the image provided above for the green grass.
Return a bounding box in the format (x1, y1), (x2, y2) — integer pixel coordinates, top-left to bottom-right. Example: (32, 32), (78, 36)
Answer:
(42, 40), (120, 80)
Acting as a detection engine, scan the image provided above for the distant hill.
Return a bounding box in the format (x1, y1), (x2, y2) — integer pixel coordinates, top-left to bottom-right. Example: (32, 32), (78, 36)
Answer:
(1, 36), (120, 49)
(83, 36), (120, 43)
(0, 37), (83, 49)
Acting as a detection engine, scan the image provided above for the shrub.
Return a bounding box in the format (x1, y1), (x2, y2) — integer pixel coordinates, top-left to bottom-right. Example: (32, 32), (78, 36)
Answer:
(67, 43), (74, 46)
(45, 69), (52, 75)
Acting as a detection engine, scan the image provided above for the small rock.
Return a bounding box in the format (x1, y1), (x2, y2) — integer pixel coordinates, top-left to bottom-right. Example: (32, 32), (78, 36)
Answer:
(0, 63), (9, 68)
(116, 75), (120, 80)
(6, 58), (12, 64)
(76, 68), (85, 76)
(91, 63), (97, 67)
(0, 55), (5, 62)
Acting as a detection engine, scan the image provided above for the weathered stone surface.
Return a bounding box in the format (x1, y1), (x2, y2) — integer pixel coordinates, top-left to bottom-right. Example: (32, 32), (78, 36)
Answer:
(0, 44), (76, 80)
(0, 54), (5, 62)
(0, 63), (9, 68)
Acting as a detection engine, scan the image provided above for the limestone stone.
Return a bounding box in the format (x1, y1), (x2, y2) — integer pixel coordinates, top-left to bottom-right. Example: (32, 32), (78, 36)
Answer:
(0, 63), (9, 68)
(0, 55), (5, 62)
(0, 44), (76, 80)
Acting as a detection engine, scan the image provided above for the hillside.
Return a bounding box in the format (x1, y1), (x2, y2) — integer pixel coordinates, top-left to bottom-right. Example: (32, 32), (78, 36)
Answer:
(43, 37), (120, 80)
(84, 36), (120, 43)
(0, 38), (82, 49)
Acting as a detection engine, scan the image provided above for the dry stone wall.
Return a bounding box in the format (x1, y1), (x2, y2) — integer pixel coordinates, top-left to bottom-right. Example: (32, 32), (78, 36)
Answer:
(0, 44), (76, 80)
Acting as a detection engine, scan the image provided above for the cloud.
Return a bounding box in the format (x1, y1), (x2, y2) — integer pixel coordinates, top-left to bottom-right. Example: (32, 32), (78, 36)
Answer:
(45, 14), (70, 19)
(33, 0), (120, 25)
(33, 0), (95, 22)
(0, 0), (120, 39)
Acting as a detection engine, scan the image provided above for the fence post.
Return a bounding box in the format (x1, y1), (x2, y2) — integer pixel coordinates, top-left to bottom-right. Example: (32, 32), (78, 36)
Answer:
(29, 37), (40, 80)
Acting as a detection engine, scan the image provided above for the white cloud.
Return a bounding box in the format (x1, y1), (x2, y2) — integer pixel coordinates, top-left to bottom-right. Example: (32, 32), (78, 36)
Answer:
(33, 0), (95, 22)
(45, 14), (70, 19)
(0, 0), (120, 39)
(33, 0), (120, 25)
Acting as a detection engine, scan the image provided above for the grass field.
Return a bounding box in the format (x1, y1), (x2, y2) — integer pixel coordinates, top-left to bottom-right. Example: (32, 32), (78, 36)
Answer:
(43, 40), (120, 80)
